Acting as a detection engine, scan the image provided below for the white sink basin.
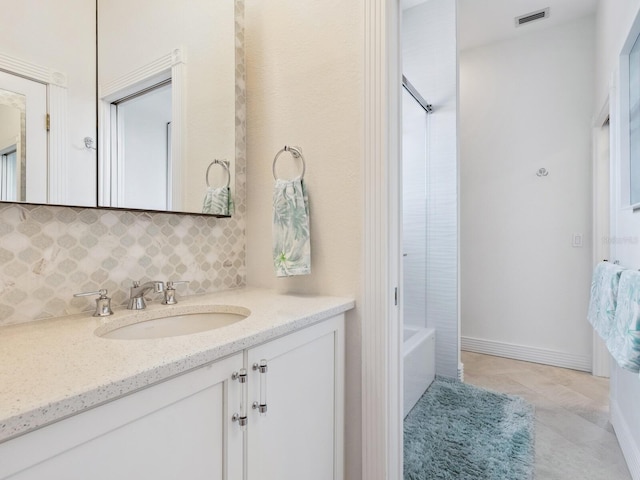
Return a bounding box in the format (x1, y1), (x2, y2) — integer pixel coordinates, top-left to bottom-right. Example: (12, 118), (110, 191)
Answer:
(98, 306), (250, 340)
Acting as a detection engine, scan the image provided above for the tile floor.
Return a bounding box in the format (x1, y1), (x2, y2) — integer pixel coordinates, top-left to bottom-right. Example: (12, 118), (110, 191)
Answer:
(462, 351), (632, 480)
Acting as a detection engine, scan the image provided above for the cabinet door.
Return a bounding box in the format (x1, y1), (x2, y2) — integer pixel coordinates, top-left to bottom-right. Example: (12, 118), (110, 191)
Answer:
(1, 353), (243, 480)
(246, 315), (345, 480)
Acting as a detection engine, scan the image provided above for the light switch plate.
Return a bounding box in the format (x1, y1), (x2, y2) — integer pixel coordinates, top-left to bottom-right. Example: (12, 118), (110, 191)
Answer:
(572, 233), (583, 247)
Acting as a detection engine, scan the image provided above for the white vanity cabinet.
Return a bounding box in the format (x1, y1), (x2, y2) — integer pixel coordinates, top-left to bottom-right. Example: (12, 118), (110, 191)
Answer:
(0, 352), (244, 480)
(246, 314), (345, 480)
(0, 314), (345, 480)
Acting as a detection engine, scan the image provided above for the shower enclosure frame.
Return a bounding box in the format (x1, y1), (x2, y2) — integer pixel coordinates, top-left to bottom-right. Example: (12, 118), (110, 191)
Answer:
(401, 75), (435, 417)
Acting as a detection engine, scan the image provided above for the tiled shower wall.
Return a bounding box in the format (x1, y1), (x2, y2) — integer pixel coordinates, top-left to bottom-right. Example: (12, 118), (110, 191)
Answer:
(0, 0), (246, 327)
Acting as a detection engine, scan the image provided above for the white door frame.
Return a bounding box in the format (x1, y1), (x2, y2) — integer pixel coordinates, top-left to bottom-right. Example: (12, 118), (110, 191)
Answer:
(592, 94), (613, 377)
(362, 0), (403, 479)
(0, 52), (68, 204)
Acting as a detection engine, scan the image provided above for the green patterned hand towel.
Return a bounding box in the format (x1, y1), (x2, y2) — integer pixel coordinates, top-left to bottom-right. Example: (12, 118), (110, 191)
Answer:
(273, 178), (310, 277)
(202, 186), (233, 216)
(606, 269), (640, 372)
(587, 261), (624, 341)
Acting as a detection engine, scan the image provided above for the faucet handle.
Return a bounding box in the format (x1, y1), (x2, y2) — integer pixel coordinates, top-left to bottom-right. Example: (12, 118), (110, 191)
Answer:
(163, 281), (190, 305)
(74, 289), (113, 317)
(74, 288), (108, 297)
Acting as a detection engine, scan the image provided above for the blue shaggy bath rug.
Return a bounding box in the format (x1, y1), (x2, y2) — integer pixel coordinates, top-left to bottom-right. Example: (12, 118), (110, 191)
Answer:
(404, 377), (535, 480)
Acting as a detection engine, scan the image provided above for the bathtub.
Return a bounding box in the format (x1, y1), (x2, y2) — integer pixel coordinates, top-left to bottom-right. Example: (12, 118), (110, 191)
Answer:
(403, 326), (436, 417)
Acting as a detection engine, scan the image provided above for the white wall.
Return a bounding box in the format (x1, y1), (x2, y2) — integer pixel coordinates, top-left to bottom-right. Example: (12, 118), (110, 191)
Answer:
(597, 1), (640, 476)
(244, 1), (363, 478)
(0, 0), (96, 206)
(459, 16), (596, 371)
(402, 0), (460, 378)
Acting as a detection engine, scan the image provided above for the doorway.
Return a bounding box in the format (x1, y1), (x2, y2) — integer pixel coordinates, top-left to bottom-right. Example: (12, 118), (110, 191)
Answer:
(459, 9), (595, 372)
(109, 81), (172, 211)
(592, 111), (611, 377)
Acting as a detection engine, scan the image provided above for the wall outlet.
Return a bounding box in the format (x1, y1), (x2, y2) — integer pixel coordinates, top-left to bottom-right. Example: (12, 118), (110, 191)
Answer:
(572, 233), (583, 248)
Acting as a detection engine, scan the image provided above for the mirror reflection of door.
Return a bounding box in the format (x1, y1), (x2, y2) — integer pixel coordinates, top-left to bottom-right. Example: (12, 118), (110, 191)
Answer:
(0, 145), (18, 201)
(0, 104), (21, 201)
(110, 81), (172, 211)
(0, 71), (47, 203)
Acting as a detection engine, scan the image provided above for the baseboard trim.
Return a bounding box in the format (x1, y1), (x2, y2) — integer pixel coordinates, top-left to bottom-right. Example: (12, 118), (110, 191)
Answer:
(461, 336), (591, 372)
(611, 398), (640, 480)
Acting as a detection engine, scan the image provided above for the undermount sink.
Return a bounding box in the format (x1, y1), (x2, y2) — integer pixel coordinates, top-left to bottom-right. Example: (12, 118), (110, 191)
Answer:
(97, 306), (250, 340)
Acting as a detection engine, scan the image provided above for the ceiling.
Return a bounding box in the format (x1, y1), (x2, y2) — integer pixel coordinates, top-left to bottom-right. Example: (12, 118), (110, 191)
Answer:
(403, 0), (599, 50)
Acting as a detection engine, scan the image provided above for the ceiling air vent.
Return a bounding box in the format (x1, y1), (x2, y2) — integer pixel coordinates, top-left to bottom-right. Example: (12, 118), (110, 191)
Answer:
(515, 8), (550, 27)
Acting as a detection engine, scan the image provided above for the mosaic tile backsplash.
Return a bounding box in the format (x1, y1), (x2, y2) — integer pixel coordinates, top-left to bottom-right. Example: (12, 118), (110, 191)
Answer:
(0, 204), (246, 326)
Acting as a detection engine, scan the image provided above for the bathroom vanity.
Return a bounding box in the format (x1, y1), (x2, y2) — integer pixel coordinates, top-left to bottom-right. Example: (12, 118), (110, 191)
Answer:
(0, 288), (353, 480)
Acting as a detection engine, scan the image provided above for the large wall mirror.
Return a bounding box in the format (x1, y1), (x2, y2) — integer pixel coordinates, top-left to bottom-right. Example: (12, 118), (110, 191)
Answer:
(0, 0), (238, 216)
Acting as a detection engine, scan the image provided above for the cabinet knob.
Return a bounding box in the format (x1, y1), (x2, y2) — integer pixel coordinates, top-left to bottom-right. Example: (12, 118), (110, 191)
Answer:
(231, 369), (247, 383)
(231, 413), (247, 427)
(252, 401), (268, 414)
(252, 362), (268, 373)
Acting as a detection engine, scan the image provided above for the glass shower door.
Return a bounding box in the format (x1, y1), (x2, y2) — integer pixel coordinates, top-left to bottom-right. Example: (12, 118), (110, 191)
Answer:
(402, 87), (428, 330)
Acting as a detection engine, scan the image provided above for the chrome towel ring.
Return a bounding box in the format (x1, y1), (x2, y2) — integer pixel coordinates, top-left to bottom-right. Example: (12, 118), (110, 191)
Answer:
(272, 146), (305, 181)
(206, 159), (231, 188)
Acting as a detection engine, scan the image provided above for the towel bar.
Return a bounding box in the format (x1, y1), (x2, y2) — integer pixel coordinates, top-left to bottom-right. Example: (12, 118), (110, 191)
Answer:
(272, 146), (306, 181)
(206, 159), (231, 188)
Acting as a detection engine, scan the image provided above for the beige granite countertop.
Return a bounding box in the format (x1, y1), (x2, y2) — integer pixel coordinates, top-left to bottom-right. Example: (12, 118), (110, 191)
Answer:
(0, 287), (354, 443)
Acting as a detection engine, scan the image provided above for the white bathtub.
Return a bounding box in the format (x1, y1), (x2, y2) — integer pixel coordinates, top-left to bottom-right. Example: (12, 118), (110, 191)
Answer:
(403, 326), (435, 417)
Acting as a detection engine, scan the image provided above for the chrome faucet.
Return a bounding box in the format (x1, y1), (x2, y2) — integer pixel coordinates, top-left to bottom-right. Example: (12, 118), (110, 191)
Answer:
(127, 281), (165, 310)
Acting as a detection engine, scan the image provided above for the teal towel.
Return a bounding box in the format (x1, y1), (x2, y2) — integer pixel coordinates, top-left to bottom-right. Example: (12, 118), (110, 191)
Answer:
(587, 261), (624, 341)
(606, 270), (640, 372)
(202, 186), (233, 216)
(272, 178), (310, 277)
